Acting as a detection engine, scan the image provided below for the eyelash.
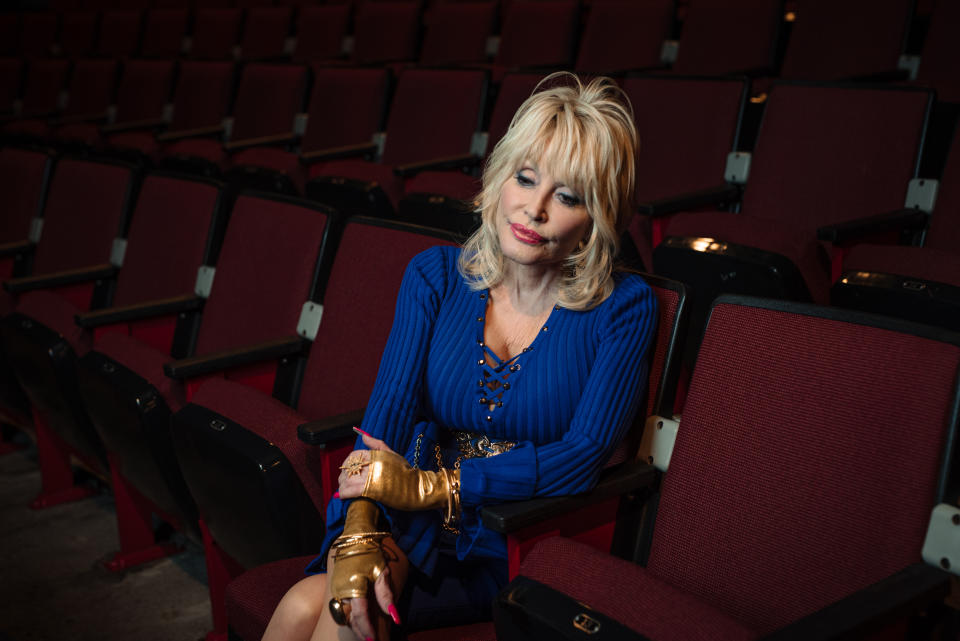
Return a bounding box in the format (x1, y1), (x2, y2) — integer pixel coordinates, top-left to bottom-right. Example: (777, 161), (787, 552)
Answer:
(515, 172), (582, 207)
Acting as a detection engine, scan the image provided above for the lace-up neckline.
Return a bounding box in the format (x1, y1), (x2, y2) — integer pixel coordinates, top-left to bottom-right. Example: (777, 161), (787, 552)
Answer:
(473, 290), (558, 423)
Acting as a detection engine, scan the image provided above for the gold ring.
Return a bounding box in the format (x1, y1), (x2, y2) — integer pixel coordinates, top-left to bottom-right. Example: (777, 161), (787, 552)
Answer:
(339, 458), (370, 477)
(329, 598), (351, 626)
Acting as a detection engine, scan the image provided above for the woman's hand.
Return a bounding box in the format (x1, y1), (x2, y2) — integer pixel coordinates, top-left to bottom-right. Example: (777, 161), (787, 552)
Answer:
(332, 549), (401, 641)
(339, 432), (459, 516)
(337, 432), (397, 499)
(327, 499), (405, 640)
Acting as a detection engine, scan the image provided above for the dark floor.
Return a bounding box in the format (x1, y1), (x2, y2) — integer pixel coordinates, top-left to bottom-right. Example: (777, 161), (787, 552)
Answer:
(0, 433), (212, 641)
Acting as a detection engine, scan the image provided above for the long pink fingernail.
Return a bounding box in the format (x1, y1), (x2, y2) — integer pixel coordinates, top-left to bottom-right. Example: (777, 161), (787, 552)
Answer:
(353, 426), (372, 437)
(388, 604), (401, 625)
(333, 491), (340, 499)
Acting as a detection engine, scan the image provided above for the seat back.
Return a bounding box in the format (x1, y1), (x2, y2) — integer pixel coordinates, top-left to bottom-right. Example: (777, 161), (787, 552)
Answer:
(112, 173), (223, 307)
(96, 9), (144, 58)
(114, 59), (175, 124)
(291, 4), (350, 62)
(0, 13), (17, 56)
(140, 8), (189, 58)
(301, 66), (390, 153)
(62, 58), (118, 118)
(351, 1), (421, 65)
(419, 1), (497, 66)
(381, 68), (487, 166)
(487, 72), (545, 151)
(229, 63), (307, 142)
(238, 7), (293, 61)
(925, 128), (960, 253)
(606, 272), (688, 466)
(297, 218), (459, 419)
(168, 61), (236, 132)
(189, 8), (243, 60)
(192, 193), (331, 356)
(647, 296), (960, 633)
(59, 10), (99, 58)
(0, 57), (22, 114)
(671, 0), (782, 75)
(780, 0), (913, 80)
(32, 157), (137, 277)
(19, 58), (69, 117)
(742, 83), (931, 230)
(575, 0), (674, 73)
(496, 0), (579, 70)
(19, 11), (58, 58)
(0, 148), (53, 247)
(624, 75), (747, 204)
(916, 0), (960, 104)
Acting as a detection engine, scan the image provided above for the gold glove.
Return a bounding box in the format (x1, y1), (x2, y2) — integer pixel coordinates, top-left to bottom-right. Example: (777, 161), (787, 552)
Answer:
(328, 499), (390, 627)
(361, 449), (461, 526)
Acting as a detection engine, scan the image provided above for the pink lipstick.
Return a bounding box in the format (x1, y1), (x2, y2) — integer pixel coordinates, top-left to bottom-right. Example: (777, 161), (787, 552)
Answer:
(511, 223), (545, 245)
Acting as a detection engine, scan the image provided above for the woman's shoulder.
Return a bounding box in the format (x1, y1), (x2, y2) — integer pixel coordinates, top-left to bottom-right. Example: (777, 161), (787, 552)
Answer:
(404, 245), (463, 285)
(606, 271), (656, 314)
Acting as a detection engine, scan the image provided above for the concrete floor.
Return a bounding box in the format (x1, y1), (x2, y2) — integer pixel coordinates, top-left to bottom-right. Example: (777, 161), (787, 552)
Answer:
(0, 435), (212, 641)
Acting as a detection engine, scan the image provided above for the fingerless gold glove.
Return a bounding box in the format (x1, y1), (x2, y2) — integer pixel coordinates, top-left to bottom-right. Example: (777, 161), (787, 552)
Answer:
(362, 449), (462, 528)
(328, 499), (390, 626)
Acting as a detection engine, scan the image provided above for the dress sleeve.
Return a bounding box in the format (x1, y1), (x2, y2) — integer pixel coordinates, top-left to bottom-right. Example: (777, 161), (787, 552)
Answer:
(458, 276), (658, 507)
(357, 246), (450, 453)
(307, 247), (450, 575)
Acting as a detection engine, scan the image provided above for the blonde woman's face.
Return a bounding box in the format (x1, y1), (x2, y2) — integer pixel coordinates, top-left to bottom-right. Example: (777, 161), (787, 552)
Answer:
(495, 159), (591, 269)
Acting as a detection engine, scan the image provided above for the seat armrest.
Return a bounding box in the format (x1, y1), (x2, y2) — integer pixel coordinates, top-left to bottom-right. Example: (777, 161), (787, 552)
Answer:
(481, 461), (658, 533)
(0, 240), (33, 259)
(638, 184), (742, 217)
(0, 110), (56, 124)
(224, 132), (299, 152)
(3, 263), (117, 294)
(163, 335), (308, 380)
(50, 111), (109, 127)
(816, 208), (929, 244)
(75, 294), (204, 328)
(758, 563), (949, 641)
(298, 408), (366, 446)
(156, 124), (225, 143)
(847, 69), (911, 83)
(100, 118), (167, 134)
(299, 142), (378, 165)
(393, 154), (483, 178)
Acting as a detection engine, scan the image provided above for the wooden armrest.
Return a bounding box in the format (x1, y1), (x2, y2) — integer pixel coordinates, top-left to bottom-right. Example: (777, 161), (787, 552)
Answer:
(297, 409), (366, 446)
(101, 118), (167, 134)
(156, 124), (225, 143)
(300, 142), (378, 164)
(481, 461), (658, 533)
(75, 294), (204, 328)
(759, 564), (949, 641)
(50, 111), (109, 127)
(224, 132), (299, 152)
(816, 208), (929, 244)
(0, 240), (33, 258)
(163, 335), (307, 379)
(638, 184), (742, 218)
(393, 154), (482, 178)
(4, 263), (116, 294)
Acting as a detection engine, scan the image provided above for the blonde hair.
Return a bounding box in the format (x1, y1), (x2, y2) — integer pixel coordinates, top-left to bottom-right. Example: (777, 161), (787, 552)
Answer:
(458, 72), (639, 311)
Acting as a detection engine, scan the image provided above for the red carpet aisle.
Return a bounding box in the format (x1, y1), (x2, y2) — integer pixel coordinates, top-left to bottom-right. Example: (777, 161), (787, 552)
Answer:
(0, 434), (210, 641)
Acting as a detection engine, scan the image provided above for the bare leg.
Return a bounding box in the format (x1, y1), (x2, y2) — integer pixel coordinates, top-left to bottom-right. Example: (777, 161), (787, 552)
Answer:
(262, 538), (409, 641)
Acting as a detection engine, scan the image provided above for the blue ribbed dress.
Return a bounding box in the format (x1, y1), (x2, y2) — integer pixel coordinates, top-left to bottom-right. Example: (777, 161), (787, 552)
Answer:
(308, 245), (657, 577)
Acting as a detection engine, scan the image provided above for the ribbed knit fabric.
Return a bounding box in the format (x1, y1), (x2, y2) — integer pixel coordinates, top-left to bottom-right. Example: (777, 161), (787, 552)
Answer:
(310, 245), (657, 576)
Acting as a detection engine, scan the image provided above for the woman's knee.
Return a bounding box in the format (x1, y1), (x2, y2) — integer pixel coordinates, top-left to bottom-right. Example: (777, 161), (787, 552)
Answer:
(276, 574), (329, 629)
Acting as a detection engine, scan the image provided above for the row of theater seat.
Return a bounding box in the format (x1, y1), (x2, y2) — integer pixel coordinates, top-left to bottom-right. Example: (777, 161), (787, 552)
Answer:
(3, 62), (959, 341)
(0, 150), (957, 640)
(1, 0), (958, 99)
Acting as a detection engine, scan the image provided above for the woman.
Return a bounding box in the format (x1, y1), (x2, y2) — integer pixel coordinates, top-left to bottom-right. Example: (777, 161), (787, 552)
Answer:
(263, 72), (657, 641)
